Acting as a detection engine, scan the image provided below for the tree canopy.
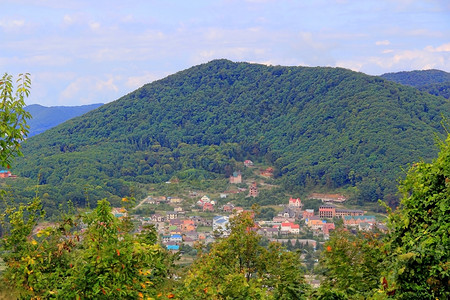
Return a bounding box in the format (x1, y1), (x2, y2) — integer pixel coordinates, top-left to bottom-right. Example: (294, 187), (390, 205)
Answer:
(10, 60), (450, 209)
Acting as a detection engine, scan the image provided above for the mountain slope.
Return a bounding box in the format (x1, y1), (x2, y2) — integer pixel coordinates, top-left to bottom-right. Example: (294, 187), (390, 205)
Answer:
(380, 69), (450, 87)
(13, 60), (450, 206)
(25, 103), (104, 136)
(381, 70), (450, 99)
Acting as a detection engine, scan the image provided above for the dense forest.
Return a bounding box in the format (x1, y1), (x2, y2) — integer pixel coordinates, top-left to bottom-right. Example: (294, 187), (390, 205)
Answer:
(9, 60), (450, 209)
(381, 69), (450, 99)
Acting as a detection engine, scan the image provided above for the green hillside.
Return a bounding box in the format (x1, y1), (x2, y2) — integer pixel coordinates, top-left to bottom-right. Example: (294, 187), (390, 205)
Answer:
(381, 69), (450, 99)
(381, 69), (450, 87)
(11, 60), (450, 209)
(25, 103), (104, 136)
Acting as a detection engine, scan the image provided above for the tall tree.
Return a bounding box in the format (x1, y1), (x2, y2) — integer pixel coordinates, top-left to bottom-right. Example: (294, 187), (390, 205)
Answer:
(317, 229), (385, 299)
(383, 135), (450, 299)
(0, 73), (31, 168)
(179, 211), (309, 299)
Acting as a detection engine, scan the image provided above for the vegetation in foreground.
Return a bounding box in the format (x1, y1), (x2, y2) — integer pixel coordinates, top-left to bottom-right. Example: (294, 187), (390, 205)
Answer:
(1, 133), (449, 299)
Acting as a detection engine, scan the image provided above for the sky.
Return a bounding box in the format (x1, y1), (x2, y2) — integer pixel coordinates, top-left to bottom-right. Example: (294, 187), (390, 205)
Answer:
(1, 0), (450, 107)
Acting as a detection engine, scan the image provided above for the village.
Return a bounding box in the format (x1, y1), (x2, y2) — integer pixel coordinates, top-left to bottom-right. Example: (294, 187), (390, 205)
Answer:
(115, 160), (387, 255)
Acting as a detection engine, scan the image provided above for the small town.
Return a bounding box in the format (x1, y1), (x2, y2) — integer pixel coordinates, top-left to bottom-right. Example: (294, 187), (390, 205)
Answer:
(116, 161), (386, 258)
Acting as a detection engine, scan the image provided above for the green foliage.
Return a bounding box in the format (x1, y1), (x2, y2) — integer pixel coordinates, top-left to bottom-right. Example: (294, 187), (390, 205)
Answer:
(381, 69), (450, 87)
(0, 73), (31, 168)
(383, 135), (450, 299)
(10, 61), (450, 209)
(179, 212), (309, 299)
(317, 229), (385, 299)
(0, 198), (175, 299)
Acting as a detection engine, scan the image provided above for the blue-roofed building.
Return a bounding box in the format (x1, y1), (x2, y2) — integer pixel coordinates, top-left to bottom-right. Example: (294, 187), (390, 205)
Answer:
(169, 234), (182, 242)
(166, 244), (180, 251)
(213, 216), (230, 235)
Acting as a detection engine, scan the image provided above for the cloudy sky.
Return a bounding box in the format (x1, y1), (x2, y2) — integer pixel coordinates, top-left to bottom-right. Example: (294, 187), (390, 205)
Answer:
(1, 0), (449, 106)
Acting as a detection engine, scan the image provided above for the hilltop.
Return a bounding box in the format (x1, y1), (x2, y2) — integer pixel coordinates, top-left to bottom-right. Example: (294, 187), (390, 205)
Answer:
(381, 69), (450, 99)
(11, 60), (450, 209)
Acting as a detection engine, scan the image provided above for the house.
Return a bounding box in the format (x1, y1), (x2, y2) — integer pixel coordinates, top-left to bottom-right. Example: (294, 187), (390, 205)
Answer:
(288, 197), (302, 208)
(201, 195), (211, 203)
(169, 234), (183, 243)
(166, 211), (178, 220)
(289, 224), (300, 234)
(169, 219), (183, 226)
(150, 214), (166, 222)
(181, 220), (195, 231)
(272, 216), (296, 223)
(280, 222), (300, 234)
(335, 209), (365, 218)
(319, 205), (335, 218)
(203, 202), (214, 212)
(0, 170), (11, 178)
(223, 202), (235, 212)
(166, 244), (180, 251)
(162, 235), (171, 243)
(213, 216), (230, 234)
(260, 167), (274, 177)
(307, 217), (325, 230)
(248, 182), (258, 197)
(220, 193), (228, 199)
(229, 171), (242, 184)
(174, 206), (183, 212)
(302, 209), (314, 220)
(244, 160), (254, 167)
(258, 227), (279, 238)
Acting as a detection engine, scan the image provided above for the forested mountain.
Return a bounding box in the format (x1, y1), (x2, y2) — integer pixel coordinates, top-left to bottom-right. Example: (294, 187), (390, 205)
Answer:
(25, 103), (104, 136)
(381, 69), (450, 99)
(381, 69), (450, 87)
(11, 60), (450, 208)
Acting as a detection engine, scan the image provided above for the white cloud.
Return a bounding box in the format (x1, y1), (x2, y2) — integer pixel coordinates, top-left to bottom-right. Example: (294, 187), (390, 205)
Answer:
(0, 18), (25, 32)
(63, 15), (75, 25)
(427, 43), (450, 52)
(376, 40), (390, 46)
(125, 72), (164, 89)
(59, 75), (121, 104)
(337, 44), (450, 75)
(89, 21), (101, 31)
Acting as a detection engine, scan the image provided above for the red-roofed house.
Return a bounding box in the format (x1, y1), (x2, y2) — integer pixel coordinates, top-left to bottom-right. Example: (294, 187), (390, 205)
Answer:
(244, 160), (254, 167)
(203, 202), (214, 212)
(280, 222), (300, 234)
(288, 197), (302, 208)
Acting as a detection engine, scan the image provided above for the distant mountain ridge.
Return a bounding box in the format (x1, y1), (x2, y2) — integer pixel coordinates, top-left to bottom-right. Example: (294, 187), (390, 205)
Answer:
(12, 60), (450, 207)
(25, 103), (104, 136)
(381, 69), (450, 99)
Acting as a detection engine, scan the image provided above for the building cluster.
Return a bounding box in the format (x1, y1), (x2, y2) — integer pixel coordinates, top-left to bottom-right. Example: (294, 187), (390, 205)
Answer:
(127, 183), (382, 253)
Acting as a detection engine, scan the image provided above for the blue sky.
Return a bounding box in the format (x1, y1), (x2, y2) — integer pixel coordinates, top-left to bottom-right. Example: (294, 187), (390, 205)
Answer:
(1, 0), (449, 106)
